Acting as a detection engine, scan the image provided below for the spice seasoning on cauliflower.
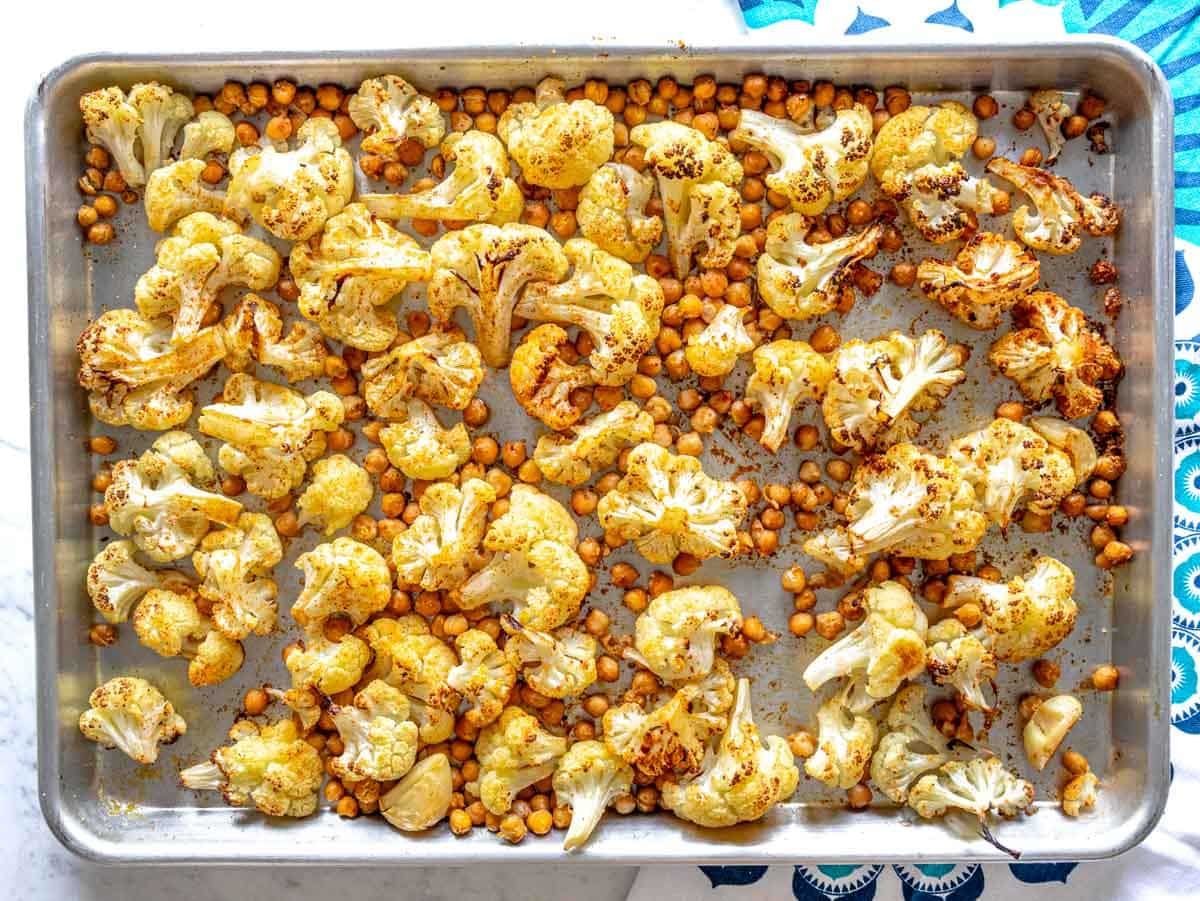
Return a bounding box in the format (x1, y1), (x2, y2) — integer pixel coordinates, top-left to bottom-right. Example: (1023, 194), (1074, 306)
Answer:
(498, 76), (615, 189)
(348, 74), (446, 160)
(986, 157), (1120, 255)
(1062, 769), (1100, 818)
(869, 684), (949, 803)
(128, 82), (192, 175)
(988, 291), (1121, 420)
(379, 399), (471, 481)
(552, 740), (634, 851)
(133, 585), (245, 686)
(192, 512), (283, 640)
(907, 757), (1034, 858)
(221, 293), (327, 384)
(576, 162), (663, 263)
(626, 585), (743, 683)
(924, 619), (997, 713)
(78, 676), (186, 765)
(1028, 416), (1099, 486)
(684, 304), (755, 378)
(363, 615), (462, 744)
(448, 629), (516, 727)
(144, 158), (228, 233)
(533, 401), (654, 486)
(292, 537), (391, 633)
(428, 222), (569, 368)
(1029, 89), (1072, 164)
(916, 232), (1040, 330)
(329, 679), (419, 782)
(805, 681), (877, 790)
(470, 706), (567, 815)
(361, 330), (484, 416)
(296, 454), (373, 535)
(596, 442), (749, 565)
(746, 339), (834, 452)
(285, 633), (372, 697)
(391, 478), (496, 591)
(87, 539), (178, 624)
(179, 110), (235, 161)
(79, 86), (147, 186)
(501, 615), (597, 699)
(602, 684), (720, 778)
(509, 324), (596, 430)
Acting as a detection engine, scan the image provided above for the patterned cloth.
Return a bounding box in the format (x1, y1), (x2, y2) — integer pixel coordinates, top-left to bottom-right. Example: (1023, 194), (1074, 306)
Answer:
(627, 1), (1200, 897)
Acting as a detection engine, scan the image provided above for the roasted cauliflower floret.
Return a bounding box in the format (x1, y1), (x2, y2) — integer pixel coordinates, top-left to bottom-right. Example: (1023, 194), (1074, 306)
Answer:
(361, 330), (484, 416)
(285, 633), (372, 696)
(391, 478), (495, 591)
(296, 454), (373, 536)
(380, 753), (454, 831)
(510, 324), (595, 430)
(944, 556), (1077, 663)
(471, 706), (568, 815)
(364, 615), (462, 743)
(289, 202), (432, 352)
(1062, 770), (1100, 818)
(915, 232), (1040, 330)
(1023, 693), (1083, 771)
(502, 615), (597, 699)
(127, 81), (192, 175)
(363, 130), (523, 225)
(908, 757), (1034, 856)
(428, 222), (569, 367)
(730, 105), (873, 214)
(448, 629), (516, 727)
(221, 293), (327, 383)
(515, 238), (665, 386)
(804, 444), (988, 574)
(822, 330), (968, 453)
(869, 684), (949, 803)
(553, 740), (634, 851)
(347, 74), (446, 160)
(378, 399), (471, 480)
(596, 442), (749, 565)
(87, 539), (175, 624)
(661, 678), (798, 827)
(757, 215), (882, 321)
(1030, 89), (1071, 164)
(532, 401), (654, 486)
(988, 291), (1121, 420)
(948, 417), (1076, 529)
(76, 309), (227, 431)
(986, 157), (1120, 254)
(803, 580), (927, 701)
(498, 76), (614, 188)
(805, 682), (877, 790)
(630, 121), (743, 277)
(226, 118), (354, 240)
(292, 537), (392, 633)
(481, 482), (579, 548)
(627, 586), (743, 683)
(684, 304), (754, 378)
(144, 158), (228, 232)
(198, 373), (344, 501)
(133, 585), (244, 686)
(602, 684), (719, 778)
(925, 619), (997, 713)
(78, 676), (186, 765)
(105, 431), (243, 563)
(180, 110), (236, 160)
(135, 212), (281, 344)
(576, 162), (663, 263)
(180, 719), (323, 818)
(192, 512), (283, 640)
(746, 339), (834, 452)
(330, 679), (419, 782)
(79, 86), (146, 186)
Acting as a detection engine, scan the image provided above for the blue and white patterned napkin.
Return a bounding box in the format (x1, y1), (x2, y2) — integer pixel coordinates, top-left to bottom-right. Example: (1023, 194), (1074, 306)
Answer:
(628, 1), (1200, 897)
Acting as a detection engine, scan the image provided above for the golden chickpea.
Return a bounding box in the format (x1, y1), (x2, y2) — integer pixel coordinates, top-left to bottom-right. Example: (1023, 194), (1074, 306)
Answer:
(955, 603), (983, 629)
(91, 469), (113, 493)
(1092, 664), (1120, 691)
(500, 440), (526, 470)
(847, 783), (873, 809)
(1032, 659), (1061, 689)
(235, 121), (259, 146)
(809, 324), (840, 353)
(274, 510), (300, 538)
(788, 612), (814, 637)
(336, 796), (359, 818)
(87, 623), (117, 647)
(243, 688), (270, 716)
(1062, 749), (1090, 776)
(814, 610), (845, 640)
(624, 587), (648, 614)
(597, 655), (620, 682)
(973, 94), (999, 119)
(499, 814), (527, 844)
(86, 221), (115, 245)
(1020, 146), (1044, 167)
(76, 204), (99, 229)
(1013, 107), (1036, 130)
(610, 562), (639, 589)
(742, 616), (767, 643)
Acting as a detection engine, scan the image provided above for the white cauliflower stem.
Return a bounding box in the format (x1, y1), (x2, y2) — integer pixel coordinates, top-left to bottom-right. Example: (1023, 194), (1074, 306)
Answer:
(552, 740), (634, 851)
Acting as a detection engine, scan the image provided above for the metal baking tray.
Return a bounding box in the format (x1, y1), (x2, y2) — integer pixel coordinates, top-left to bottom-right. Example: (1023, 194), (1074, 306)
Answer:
(27, 40), (1173, 864)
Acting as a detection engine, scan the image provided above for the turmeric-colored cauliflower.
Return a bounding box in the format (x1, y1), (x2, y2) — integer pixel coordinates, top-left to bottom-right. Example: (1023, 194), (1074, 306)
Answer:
(289, 202), (432, 352)
(448, 628), (516, 727)
(144, 158), (228, 233)
(626, 586), (743, 683)
(79, 86), (147, 187)
(379, 399), (471, 480)
(602, 683), (720, 778)
(133, 585), (244, 686)
(134, 212), (281, 344)
(822, 330), (968, 453)
(329, 679), (419, 782)
(804, 443), (988, 574)
(192, 512), (283, 640)
(515, 238), (664, 386)
(597, 443), (749, 565)
(347, 74), (446, 160)
(915, 232), (1040, 330)
(757, 215), (883, 321)
(532, 401), (654, 487)
(428, 222), (569, 367)
(78, 676), (186, 765)
(684, 304), (755, 378)
(552, 740), (634, 851)
(576, 162), (663, 263)
(944, 556), (1077, 663)
(391, 478), (496, 591)
(509, 324), (595, 430)
(661, 678), (799, 827)
(470, 706), (568, 815)
(501, 615), (597, 699)
(363, 615), (462, 744)
(498, 76), (615, 188)
(180, 110), (235, 161)
(285, 633), (372, 696)
(292, 537), (392, 633)
(730, 105), (873, 214)
(296, 454), (373, 536)
(76, 309), (227, 431)
(746, 340), (834, 452)
(361, 330), (484, 416)
(226, 118), (354, 241)
(988, 291), (1121, 420)
(1062, 769), (1100, 818)
(986, 157), (1121, 255)
(948, 417), (1077, 528)
(221, 294), (327, 383)
(630, 121), (743, 278)
(127, 81), (192, 175)
(805, 681), (877, 790)
(924, 619), (997, 713)
(363, 130), (524, 225)
(87, 539), (178, 624)
(869, 684), (949, 803)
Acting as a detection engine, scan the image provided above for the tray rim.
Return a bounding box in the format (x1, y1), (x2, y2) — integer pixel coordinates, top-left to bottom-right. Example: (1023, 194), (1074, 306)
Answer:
(27, 35), (1175, 866)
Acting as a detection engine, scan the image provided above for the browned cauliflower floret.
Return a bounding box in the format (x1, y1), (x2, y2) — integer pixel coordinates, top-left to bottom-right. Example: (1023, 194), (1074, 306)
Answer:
(329, 679), (419, 783)
(596, 442), (749, 564)
(501, 615), (597, 699)
(79, 86), (146, 186)
(988, 291), (1122, 419)
(192, 512), (283, 640)
(745, 339), (834, 452)
(144, 158), (228, 233)
(296, 454), (373, 535)
(379, 399), (471, 480)
(78, 676), (186, 765)
(684, 304), (755, 377)
(471, 707), (568, 815)
(533, 401), (654, 486)
(805, 681), (877, 790)
(428, 222), (569, 368)
(364, 616), (462, 743)
(448, 629), (516, 727)
(87, 539), (181, 624)
(361, 329), (484, 416)
(292, 537), (392, 633)
(391, 479), (496, 591)
(986, 157), (1121, 255)
(290, 203), (432, 352)
(180, 110), (235, 160)
(221, 293), (327, 384)
(626, 585), (743, 682)
(347, 74), (446, 160)
(576, 162), (663, 263)
(133, 585), (244, 686)
(498, 76), (615, 188)
(916, 232), (1040, 330)
(510, 324), (595, 431)
(602, 683), (721, 778)
(1030, 89), (1071, 164)
(76, 309), (226, 431)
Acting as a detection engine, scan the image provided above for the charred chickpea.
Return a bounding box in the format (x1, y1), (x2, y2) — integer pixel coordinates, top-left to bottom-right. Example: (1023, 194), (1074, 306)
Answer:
(814, 611), (845, 640)
(1032, 659), (1061, 688)
(995, 400), (1026, 421)
(243, 688), (270, 716)
(809, 324), (840, 353)
(93, 195), (118, 218)
(1020, 147), (1044, 167)
(1079, 93), (1107, 120)
(847, 783), (873, 809)
(889, 261), (917, 287)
